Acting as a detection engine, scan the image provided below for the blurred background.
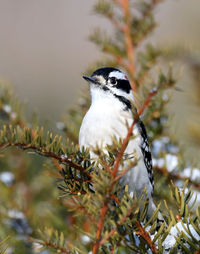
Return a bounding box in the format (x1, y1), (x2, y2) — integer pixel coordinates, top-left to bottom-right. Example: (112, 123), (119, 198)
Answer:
(0, 0), (200, 158)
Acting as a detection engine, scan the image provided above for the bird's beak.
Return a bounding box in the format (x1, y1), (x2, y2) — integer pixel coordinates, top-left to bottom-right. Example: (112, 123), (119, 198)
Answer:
(83, 76), (99, 85)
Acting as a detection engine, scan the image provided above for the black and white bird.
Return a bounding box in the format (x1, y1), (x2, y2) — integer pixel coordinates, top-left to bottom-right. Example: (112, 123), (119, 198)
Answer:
(79, 67), (156, 218)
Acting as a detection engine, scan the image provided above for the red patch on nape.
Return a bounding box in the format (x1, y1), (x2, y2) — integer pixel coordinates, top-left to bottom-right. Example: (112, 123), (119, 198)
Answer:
(124, 75), (128, 80)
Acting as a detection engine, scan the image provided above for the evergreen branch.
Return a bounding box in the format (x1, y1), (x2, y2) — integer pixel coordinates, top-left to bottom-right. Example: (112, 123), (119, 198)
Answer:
(138, 87), (159, 116)
(110, 194), (120, 205)
(89, 29), (125, 59)
(92, 87), (159, 254)
(0, 83), (26, 127)
(0, 142), (91, 179)
(0, 236), (10, 254)
(51, 158), (63, 172)
(99, 202), (136, 246)
(109, 16), (124, 33)
(33, 229), (70, 254)
(135, 221), (158, 253)
(136, 45), (162, 85)
(120, 0), (136, 92)
(45, 242), (69, 254)
(155, 166), (200, 190)
(113, 168), (129, 182)
(69, 198), (97, 226)
(93, 202), (109, 254)
(97, 155), (113, 174)
(89, 86), (161, 251)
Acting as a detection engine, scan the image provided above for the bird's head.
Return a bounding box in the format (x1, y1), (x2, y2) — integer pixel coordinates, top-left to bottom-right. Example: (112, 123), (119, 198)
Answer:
(83, 67), (134, 108)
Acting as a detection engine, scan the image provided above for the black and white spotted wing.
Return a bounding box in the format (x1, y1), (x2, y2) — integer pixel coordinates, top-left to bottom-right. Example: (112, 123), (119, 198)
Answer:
(137, 120), (154, 189)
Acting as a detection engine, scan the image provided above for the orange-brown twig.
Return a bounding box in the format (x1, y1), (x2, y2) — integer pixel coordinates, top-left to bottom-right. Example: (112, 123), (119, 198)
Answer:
(113, 88), (158, 178)
(112, 120), (135, 177)
(99, 203), (136, 246)
(112, 0), (136, 92)
(51, 158), (63, 172)
(136, 221), (158, 253)
(121, 0), (136, 92)
(45, 242), (69, 254)
(92, 203), (109, 254)
(92, 88), (159, 254)
(194, 249), (200, 254)
(110, 194), (120, 205)
(137, 88), (158, 116)
(113, 168), (129, 182)
(97, 155), (113, 174)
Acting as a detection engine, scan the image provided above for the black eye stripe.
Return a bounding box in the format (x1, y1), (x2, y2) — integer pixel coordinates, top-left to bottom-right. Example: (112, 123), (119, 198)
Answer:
(113, 79), (131, 93)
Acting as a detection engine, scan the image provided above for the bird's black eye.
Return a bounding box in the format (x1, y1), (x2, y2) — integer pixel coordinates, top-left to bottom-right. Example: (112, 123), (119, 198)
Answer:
(109, 77), (117, 85)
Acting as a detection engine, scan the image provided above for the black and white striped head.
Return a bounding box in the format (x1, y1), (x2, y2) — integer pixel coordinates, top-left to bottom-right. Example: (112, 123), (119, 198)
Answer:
(83, 67), (134, 110)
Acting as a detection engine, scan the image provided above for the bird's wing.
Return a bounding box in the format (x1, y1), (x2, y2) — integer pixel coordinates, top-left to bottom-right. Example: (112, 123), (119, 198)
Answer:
(137, 120), (154, 189)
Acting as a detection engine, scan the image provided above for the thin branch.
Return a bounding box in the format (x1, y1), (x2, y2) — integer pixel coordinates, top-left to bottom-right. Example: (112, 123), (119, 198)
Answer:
(135, 221), (158, 253)
(108, 15), (124, 32)
(155, 166), (200, 190)
(45, 242), (70, 254)
(51, 158), (63, 172)
(92, 88), (159, 254)
(113, 88), (158, 177)
(113, 168), (129, 182)
(112, 120), (135, 177)
(97, 155), (113, 174)
(69, 197), (97, 226)
(99, 203), (136, 246)
(121, 0), (136, 92)
(0, 142), (91, 179)
(137, 88), (158, 115)
(92, 202), (109, 254)
(112, 0), (136, 91)
(110, 194), (120, 205)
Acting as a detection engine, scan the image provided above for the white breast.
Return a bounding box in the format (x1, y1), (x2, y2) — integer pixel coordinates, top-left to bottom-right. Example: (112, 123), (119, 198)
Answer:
(79, 89), (141, 159)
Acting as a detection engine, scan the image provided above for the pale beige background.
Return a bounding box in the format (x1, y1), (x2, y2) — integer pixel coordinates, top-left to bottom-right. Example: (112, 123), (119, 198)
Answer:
(0, 0), (200, 158)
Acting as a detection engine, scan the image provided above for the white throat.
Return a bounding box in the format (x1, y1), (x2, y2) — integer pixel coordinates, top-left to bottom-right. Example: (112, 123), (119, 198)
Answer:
(89, 83), (134, 107)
